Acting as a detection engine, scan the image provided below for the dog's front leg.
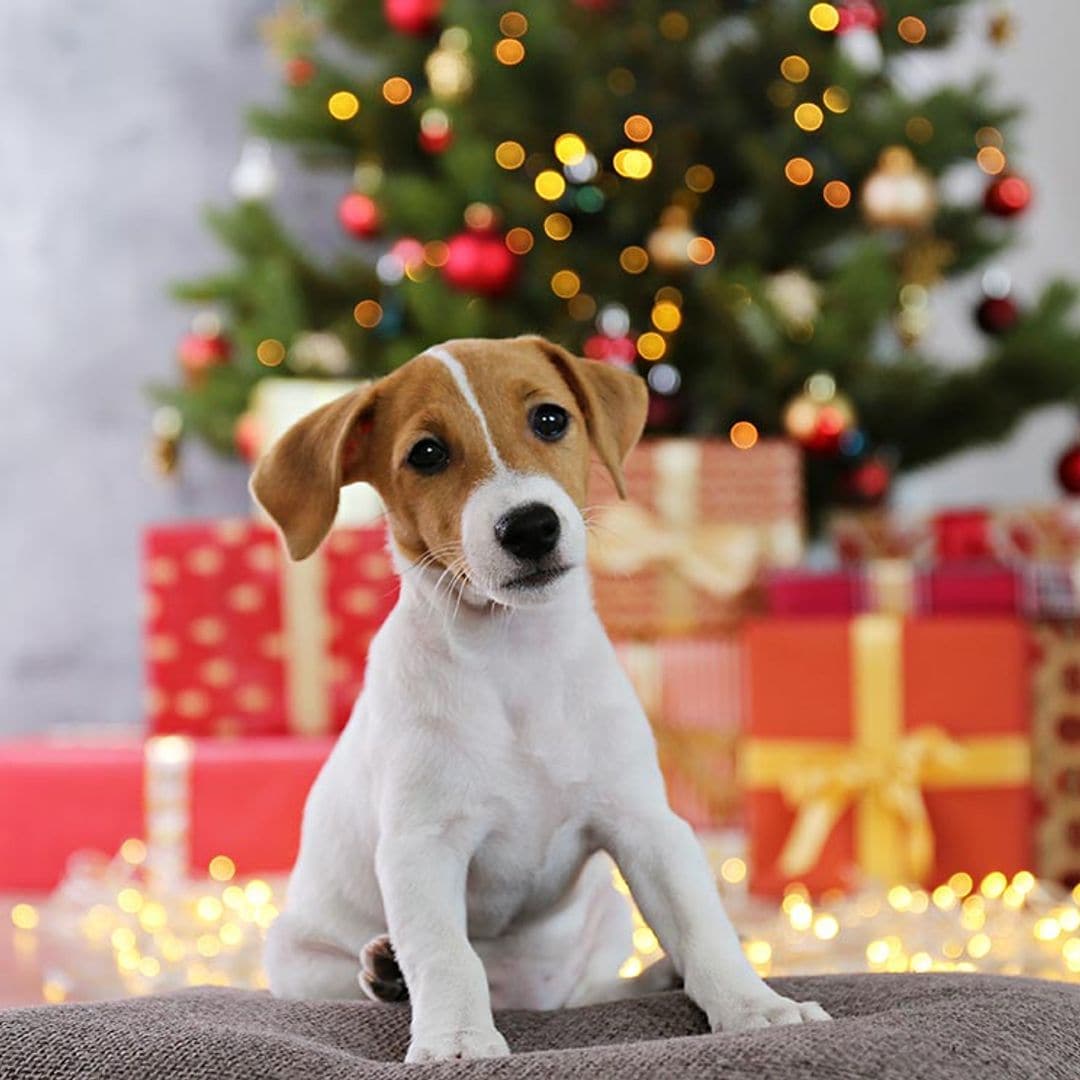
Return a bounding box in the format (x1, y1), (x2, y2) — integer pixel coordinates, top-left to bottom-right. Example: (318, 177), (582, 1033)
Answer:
(604, 810), (830, 1032)
(376, 836), (509, 1063)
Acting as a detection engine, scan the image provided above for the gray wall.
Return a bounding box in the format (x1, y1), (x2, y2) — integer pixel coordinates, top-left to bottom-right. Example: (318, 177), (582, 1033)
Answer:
(2, 3), (1078, 734)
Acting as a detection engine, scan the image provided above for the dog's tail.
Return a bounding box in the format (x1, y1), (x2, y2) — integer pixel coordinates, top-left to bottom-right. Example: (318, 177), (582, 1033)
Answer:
(359, 934), (409, 1002)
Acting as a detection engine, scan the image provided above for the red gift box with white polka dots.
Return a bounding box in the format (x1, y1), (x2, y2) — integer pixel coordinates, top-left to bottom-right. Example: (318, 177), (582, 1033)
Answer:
(143, 521), (398, 737)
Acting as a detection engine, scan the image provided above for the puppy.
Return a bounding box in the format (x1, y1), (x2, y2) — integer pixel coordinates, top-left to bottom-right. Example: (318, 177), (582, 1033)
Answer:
(252, 336), (829, 1063)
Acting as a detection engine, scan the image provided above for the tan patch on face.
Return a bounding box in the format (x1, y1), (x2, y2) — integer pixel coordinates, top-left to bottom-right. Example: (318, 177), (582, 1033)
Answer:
(360, 339), (627, 574)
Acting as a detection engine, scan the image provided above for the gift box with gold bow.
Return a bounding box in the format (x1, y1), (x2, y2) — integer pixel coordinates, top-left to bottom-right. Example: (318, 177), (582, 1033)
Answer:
(742, 615), (1034, 895)
(144, 521), (397, 738)
(587, 438), (804, 638)
(615, 638), (743, 831)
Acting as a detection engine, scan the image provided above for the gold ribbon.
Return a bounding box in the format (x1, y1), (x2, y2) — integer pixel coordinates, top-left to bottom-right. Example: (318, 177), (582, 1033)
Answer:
(281, 548), (332, 735)
(741, 615), (1030, 883)
(866, 558), (916, 616)
(143, 735), (194, 885)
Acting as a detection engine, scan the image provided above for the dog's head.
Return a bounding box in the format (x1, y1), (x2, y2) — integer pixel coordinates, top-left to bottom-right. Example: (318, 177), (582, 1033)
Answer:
(251, 336), (648, 608)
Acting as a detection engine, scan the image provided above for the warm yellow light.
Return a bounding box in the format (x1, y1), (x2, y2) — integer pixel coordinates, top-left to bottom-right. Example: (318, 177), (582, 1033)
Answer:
(976, 126), (1004, 149)
(256, 339), (286, 367)
(745, 940), (772, 965)
(910, 951), (933, 973)
(977, 146), (1007, 174)
(813, 914), (840, 940)
(246, 879), (273, 906)
(633, 926), (659, 953)
(505, 227), (534, 254)
(568, 293), (596, 320)
(220, 921), (244, 947)
(196, 933), (221, 958)
(905, 115), (933, 143)
(494, 38), (525, 65)
(11, 903), (38, 931)
(949, 872), (974, 897)
(140, 902), (167, 931)
(544, 213), (572, 240)
(110, 927), (136, 952)
(117, 888), (143, 914)
(809, 3), (840, 32)
(789, 901), (814, 932)
(353, 300), (383, 328)
(780, 55), (810, 83)
(196, 896), (223, 922)
(464, 202), (496, 230)
(888, 885), (913, 911)
(120, 838), (148, 865)
(636, 332), (666, 361)
(729, 421), (759, 450)
(967, 933), (992, 959)
(550, 270), (581, 298)
(624, 114), (654, 143)
(42, 980), (67, 1004)
(659, 10), (690, 40)
(554, 133), (587, 165)
(495, 140), (526, 169)
(794, 103), (824, 131)
(619, 956), (643, 978)
(382, 77), (412, 105)
(686, 236), (715, 264)
(499, 11), (528, 37)
(785, 156), (814, 186)
(1034, 917), (1061, 942)
(720, 857), (747, 884)
(1012, 870), (1036, 894)
(866, 939), (890, 965)
(620, 246), (649, 274)
(652, 301), (682, 332)
(897, 15), (927, 44)
(655, 285), (683, 305)
(535, 170), (567, 200)
(613, 148), (653, 179)
(823, 180), (851, 208)
(932, 885), (957, 910)
(823, 86), (850, 113)
(327, 91), (360, 120)
(425, 240), (450, 266)
(685, 164), (715, 192)
(980, 871), (1007, 899)
(207, 854), (236, 882)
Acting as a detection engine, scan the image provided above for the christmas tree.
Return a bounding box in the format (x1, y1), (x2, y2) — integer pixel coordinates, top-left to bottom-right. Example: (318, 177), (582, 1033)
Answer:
(155, 0), (1080, 523)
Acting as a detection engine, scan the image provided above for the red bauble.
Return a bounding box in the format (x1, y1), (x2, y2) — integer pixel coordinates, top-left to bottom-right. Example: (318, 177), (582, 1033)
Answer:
(846, 458), (892, 503)
(976, 295), (1020, 335)
(1058, 442), (1080, 495)
(418, 126), (454, 154)
(584, 334), (637, 366)
(178, 331), (230, 381)
(440, 229), (519, 297)
(984, 174), (1032, 217)
(338, 193), (381, 238)
(234, 413), (263, 463)
(284, 57), (316, 86)
(805, 404), (849, 454)
(383, 0), (442, 35)
(836, 0), (884, 32)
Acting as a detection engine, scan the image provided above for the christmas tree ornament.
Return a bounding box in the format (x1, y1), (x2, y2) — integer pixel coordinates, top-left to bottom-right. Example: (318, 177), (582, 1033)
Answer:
(765, 270), (821, 332)
(647, 207), (696, 271)
(596, 303), (632, 339)
(440, 229), (519, 297)
(288, 331), (351, 375)
(584, 333), (637, 366)
(836, 27), (883, 73)
(229, 139), (278, 202)
(177, 319), (230, 384)
(976, 295), (1020, 335)
(835, 0), (883, 32)
(861, 147), (937, 230)
(784, 376), (856, 454)
(148, 406), (183, 478)
(384, 0), (442, 36)
(425, 32), (474, 101)
(844, 456), (892, 504)
(987, 7), (1015, 45)
(984, 174), (1031, 217)
(284, 56), (316, 87)
(1057, 441), (1080, 495)
(418, 108), (453, 154)
(337, 192), (381, 238)
(233, 413), (263, 463)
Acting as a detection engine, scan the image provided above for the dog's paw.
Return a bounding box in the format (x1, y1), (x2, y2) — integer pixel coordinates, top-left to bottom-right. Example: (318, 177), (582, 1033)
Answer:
(405, 1027), (510, 1064)
(710, 988), (831, 1033)
(359, 934), (409, 1003)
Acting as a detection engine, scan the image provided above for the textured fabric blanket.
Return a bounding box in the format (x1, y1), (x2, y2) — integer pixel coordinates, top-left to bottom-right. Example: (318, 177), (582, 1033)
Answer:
(2, 974), (1078, 1079)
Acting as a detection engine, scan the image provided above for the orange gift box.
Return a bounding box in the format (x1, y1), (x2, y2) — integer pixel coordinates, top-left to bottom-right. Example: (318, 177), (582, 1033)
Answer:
(743, 616), (1034, 895)
(144, 521), (397, 737)
(587, 438), (804, 637)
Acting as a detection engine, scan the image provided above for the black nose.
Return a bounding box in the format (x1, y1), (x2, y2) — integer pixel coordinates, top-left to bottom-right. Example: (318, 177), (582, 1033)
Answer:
(495, 502), (561, 561)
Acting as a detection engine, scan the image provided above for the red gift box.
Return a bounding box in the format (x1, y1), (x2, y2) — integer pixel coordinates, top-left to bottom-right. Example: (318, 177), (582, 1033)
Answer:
(0, 736), (332, 890)
(615, 638), (743, 831)
(144, 521), (397, 737)
(742, 616), (1033, 895)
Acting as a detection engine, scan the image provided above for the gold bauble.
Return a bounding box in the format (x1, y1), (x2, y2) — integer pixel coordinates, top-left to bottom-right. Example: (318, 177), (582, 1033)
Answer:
(861, 147), (937, 230)
(425, 45), (474, 102)
(646, 206), (696, 271)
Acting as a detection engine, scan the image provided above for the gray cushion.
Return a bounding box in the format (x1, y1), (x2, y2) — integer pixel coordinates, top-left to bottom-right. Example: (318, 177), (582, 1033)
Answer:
(2, 975), (1078, 1078)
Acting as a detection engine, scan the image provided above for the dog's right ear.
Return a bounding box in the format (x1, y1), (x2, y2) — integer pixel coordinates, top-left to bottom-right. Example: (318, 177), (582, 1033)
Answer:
(250, 383), (378, 561)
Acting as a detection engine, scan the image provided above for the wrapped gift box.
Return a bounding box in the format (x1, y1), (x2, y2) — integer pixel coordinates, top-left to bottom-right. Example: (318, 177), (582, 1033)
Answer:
(615, 638), (743, 831)
(0, 736), (332, 890)
(588, 438), (804, 637)
(144, 521), (397, 737)
(742, 616), (1033, 895)
(830, 510), (933, 564)
(933, 504), (1080, 563)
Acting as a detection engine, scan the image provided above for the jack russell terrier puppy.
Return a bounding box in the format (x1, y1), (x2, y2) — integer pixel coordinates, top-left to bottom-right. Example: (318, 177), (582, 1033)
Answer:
(252, 335), (829, 1063)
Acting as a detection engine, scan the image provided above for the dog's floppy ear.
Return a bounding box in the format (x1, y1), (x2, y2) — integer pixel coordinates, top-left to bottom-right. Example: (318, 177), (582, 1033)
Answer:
(536, 338), (648, 498)
(250, 383), (377, 561)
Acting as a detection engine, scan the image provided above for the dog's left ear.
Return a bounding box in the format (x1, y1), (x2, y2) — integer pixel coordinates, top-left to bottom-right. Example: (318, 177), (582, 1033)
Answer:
(535, 338), (648, 498)
(250, 382), (378, 560)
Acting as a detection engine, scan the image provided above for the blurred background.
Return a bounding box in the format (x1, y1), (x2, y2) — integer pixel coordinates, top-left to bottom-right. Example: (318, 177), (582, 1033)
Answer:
(4, 0), (1080, 1006)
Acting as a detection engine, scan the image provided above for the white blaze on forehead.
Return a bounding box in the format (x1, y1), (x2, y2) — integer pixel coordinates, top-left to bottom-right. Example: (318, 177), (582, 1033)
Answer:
(425, 344), (506, 470)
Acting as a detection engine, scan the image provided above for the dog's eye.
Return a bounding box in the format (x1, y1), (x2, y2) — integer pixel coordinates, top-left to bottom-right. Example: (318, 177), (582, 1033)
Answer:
(530, 403), (570, 442)
(406, 438), (450, 475)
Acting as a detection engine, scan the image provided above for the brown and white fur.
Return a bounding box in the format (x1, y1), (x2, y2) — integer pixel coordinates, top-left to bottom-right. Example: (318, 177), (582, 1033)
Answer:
(252, 336), (829, 1063)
